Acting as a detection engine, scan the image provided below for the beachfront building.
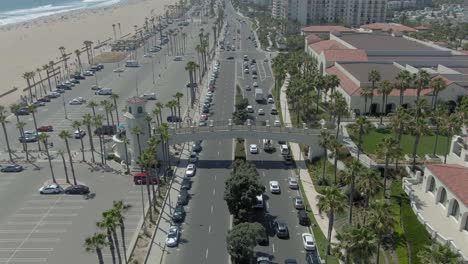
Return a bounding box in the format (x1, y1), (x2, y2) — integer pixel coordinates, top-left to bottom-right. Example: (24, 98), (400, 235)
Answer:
(305, 30), (468, 115)
(272, 0), (388, 26)
(403, 164), (468, 260)
(122, 97), (150, 165)
(447, 133), (468, 167)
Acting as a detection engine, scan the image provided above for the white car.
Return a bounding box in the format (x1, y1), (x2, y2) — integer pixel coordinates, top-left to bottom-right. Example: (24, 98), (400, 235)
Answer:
(74, 129), (86, 139)
(39, 183), (63, 194)
(245, 85), (251, 91)
(246, 105), (254, 113)
(269, 181), (280, 193)
(244, 68), (249, 74)
(185, 164), (196, 177)
(302, 233), (316, 250)
(206, 91), (214, 98)
(258, 109), (264, 115)
(113, 68), (124, 73)
(249, 144), (258, 154)
(253, 82), (258, 87)
(267, 98), (274, 104)
(274, 120), (281, 127)
(165, 226), (180, 247)
(288, 177), (298, 189)
(69, 97), (86, 105)
(142, 93), (157, 100)
(143, 53), (153, 58)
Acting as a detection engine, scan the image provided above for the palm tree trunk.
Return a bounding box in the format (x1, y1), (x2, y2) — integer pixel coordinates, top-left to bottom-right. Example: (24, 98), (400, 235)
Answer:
(433, 127), (440, 157)
(412, 135), (420, 171)
(333, 156), (338, 185)
(146, 170), (154, 221)
(119, 221), (128, 264)
(87, 124), (96, 163)
(111, 229), (122, 264)
(105, 111), (110, 127)
(380, 95), (385, 124)
(1, 123), (14, 162)
(124, 143), (130, 174)
(113, 99), (120, 126)
(147, 121), (152, 137)
(31, 112), (41, 151)
(383, 158), (389, 198)
(107, 230), (117, 264)
(136, 135), (142, 156)
(364, 96), (368, 115)
(322, 149), (327, 181)
(96, 248), (104, 264)
(79, 135), (86, 162)
(376, 239), (382, 264)
(60, 152), (70, 183)
(433, 94), (439, 110)
(43, 140), (56, 183)
(326, 212), (334, 255)
(348, 171), (355, 224)
(109, 111), (115, 128)
(444, 134), (451, 164)
(98, 134), (104, 164)
(65, 139), (77, 185)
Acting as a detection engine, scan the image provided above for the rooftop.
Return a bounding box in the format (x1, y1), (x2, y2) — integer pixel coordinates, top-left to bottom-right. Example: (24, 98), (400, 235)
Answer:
(340, 62), (400, 83)
(360, 23), (417, 33)
(127, 97), (146, 104)
(305, 34), (321, 44)
(426, 164), (468, 206)
(368, 55), (468, 63)
(308, 40), (348, 54)
(324, 49), (368, 62)
(340, 33), (437, 52)
(302, 25), (353, 33)
(327, 66), (360, 96)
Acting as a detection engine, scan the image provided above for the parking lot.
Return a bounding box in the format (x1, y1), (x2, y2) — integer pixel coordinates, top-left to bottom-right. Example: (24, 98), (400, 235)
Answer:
(0, 161), (145, 264)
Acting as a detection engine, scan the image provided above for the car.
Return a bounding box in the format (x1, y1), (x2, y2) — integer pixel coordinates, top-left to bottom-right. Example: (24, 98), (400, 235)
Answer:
(180, 177), (192, 190)
(244, 69), (249, 74)
(53, 88), (65, 94)
(253, 82), (258, 87)
(288, 177), (298, 189)
(249, 144), (258, 154)
(274, 120), (281, 127)
(0, 164), (24, 172)
(269, 181), (280, 193)
(264, 58), (268, 62)
(47, 92), (61, 98)
(202, 107), (210, 114)
(37, 97), (51, 102)
(97, 64), (104, 70)
(199, 120), (208, 127)
(246, 105), (254, 113)
(257, 257), (270, 264)
(257, 108), (265, 115)
(189, 152), (198, 163)
(302, 233), (316, 250)
(143, 53), (153, 58)
(293, 196), (305, 209)
(270, 108), (278, 115)
(70, 79), (80, 84)
(177, 190), (189, 205)
(267, 97), (274, 104)
(142, 93), (157, 100)
(19, 131), (38, 143)
(206, 91), (214, 97)
(192, 141), (202, 152)
(39, 183), (63, 194)
(174, 56), (183, 61)
(284, 259), (298, 264)
(252, 74), (257, 79)
(74, 74), (85, 80)
(64, 184), (90, 195)
(91, 85), (102, 90)
(185, 164), (196, 177)
(94, 125), (117, 136)
(200, 114), (208, 121)
(74, 129), (86, 139)
(113, 68), (124, 73)
(227, 56), (234, 60)
(165, 226), (180, 247)
(15, 108), (29, 115)
(283, 154), (293, 165)
(167, 116), (182, 122)
(172, 205), (186, 222)
(37, 125), (53, 132)
(245, 85), (251, 91)
(274, 221), (289, 238)
(32, 101), (46, 107)
(252, 59), (256, 64)
(69, 98), (83, 105)
(83, 70), (94, 76)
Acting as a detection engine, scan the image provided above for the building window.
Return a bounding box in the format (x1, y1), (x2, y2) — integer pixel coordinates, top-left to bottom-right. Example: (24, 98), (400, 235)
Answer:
(438, 187), (447, 205)
(428, 177), (435, 193)
(450, 200), (460, 219)
(137, 106), (143, 114)
(128, 107), (132, 114)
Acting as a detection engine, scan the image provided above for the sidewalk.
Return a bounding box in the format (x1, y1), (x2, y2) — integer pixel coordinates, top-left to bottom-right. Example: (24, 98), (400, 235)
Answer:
(278, 73), (337, 243)
(340, 123), (375, 168)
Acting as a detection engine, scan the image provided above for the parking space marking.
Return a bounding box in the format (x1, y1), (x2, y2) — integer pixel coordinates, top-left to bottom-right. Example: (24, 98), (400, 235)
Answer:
(0, 257), (47, 263)
(0, 248), (53, 252)
(12, 213), (78, 217)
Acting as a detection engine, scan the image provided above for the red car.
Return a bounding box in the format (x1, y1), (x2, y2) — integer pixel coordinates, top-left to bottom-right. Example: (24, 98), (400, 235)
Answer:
(133, 172), (158, 185)
(37, 97), (51, 102)
(37, 125), (53, 132)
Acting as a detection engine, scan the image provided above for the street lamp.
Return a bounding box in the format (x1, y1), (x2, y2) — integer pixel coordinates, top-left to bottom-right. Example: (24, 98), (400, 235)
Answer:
(61, 92), (68, 120)
(151, 56), (155, 85)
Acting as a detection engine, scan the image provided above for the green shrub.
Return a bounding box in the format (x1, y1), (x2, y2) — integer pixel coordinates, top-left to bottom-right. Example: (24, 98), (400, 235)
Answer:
(234, 139), (246, 161)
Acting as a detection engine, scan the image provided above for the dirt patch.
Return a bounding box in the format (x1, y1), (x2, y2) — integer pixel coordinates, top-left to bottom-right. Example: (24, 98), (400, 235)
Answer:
(93, 52), (127, 63)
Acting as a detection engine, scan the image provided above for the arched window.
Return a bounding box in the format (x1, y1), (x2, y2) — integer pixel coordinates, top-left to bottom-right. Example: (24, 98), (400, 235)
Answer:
(428, 177), (435, 193)
(464, 215), (468, 231)
(128, 106), (132, 114)
(450, 200), (460, 219)
(439, 188), (447, 205)
(137, 106), (143, 114)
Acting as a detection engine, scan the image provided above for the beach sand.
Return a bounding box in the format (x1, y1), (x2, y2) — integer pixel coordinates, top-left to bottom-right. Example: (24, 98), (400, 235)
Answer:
(0, 0), (177, 106)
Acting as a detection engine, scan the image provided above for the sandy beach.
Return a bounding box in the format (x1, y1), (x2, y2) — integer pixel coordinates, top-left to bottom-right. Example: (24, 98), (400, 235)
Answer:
(0, 0), (177, 106)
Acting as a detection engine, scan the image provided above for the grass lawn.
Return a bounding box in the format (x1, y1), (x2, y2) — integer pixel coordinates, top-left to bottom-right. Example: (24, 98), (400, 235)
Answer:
(349, 128), (448, 157)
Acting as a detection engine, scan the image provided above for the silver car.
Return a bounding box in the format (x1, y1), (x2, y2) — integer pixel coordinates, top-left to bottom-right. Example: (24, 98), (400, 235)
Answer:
(293, 196), (305, 209)
(288, 177), (298, 189)
(39, 184), (63, 194)
(165, 226), (180, 247)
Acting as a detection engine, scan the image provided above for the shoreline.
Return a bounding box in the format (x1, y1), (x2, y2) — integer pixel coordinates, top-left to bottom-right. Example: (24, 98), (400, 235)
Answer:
(0, 0), (177, 106)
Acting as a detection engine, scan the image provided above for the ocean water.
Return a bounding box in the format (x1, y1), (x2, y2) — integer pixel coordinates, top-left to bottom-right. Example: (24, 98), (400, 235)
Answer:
(0, 0), (122, 26)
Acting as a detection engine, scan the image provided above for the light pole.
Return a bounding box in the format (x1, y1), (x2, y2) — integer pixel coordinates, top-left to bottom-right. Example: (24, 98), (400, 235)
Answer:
(62, 92), (68, 120)
(151, 56), (155, 85)
(94, 71), (99, 87)
(140, 182), (147, 234)
(135, 70), (139, 96)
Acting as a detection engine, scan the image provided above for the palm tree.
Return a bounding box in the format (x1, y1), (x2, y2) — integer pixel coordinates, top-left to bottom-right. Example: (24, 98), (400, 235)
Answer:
(390, 107), (410, 168)
(395, 69), (412, 106)
(27, 104), (42, 151)
(360, 86), (373, 115)
(39, 133), (56, 183)
(429, 77), (447, 110)
(355, 116), (371, 159)
(333, 225), (378, 264)
(82, 114), (96, 163)
(83, 40), (94, 65)
(356, 169), (382, 208)
(173, 92), (184, 125)
(121, 136), (131, 174)
(96, 210), (119, 264)
(144, 115), (153, 137)
(72, 121), (86, 162)
(112, 201), (132, 263)
(185, 61), (198, 106)
(328, 139), (343, 185)
(319, 130), (331, 183)
(43, 64), (53, 92)
(409, 114), (428, 171)
(377, 80), (393, 124)
(376, 137), (401, 197)
(414, 70), (431, 102)
(157, 124), (170, 182)
(131, 126), (144, 157)
(368, 200), (395, 264)
(106, 102), (116, 127)
(368, 69), (381, 111)
(11, 104), (29, 160)
(100, 100), (111, 126)
(0, 106), (13, 162)
(137, 150), (155, 222)
(75, 49), (83, 73)
(443, 112), (463, 164)
(417, 242), (462, 264)
(22, 71), (34, 102)
(324, 74), (340, 101)
(330, 93), (349, 140)
(36, 68), (46, 97)
(87, 100), (98, 118)
(59, 130), (77, 185)
(84, 233), (108, 264)
(343, 159), (363, 224)
(57, 149), (70, 183)
(110, 94), (120, 126)
(317, 186), (347, 256)
(94, 115), (105, 164)
(431, 106), (447, 157)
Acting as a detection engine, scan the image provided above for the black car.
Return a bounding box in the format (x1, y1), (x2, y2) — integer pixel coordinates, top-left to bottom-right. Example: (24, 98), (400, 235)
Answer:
(192, 141), (202, 152)
(16, 108), (29, 115)
(172, 205), (186, 222)
(94, 125), (117, 136)
(74, 75), (85, 80)
(227, 56), (234, 60)
(70, 79), (80, 84)
(0, 164), (24, 172)
(177, 190), (189, 205)
(252, 59), (256, 64)
(274, 221), (289, 238)
(180, 177), (192, 190)
(65, 184), (90, 195)
(167, 116), (182, 122)
(284, 155), (293, 165)
(202, 107), (210, 114)
(270, 108), (278, 115)
(297, 210), (310, 226)
(305, 250), (321, 264)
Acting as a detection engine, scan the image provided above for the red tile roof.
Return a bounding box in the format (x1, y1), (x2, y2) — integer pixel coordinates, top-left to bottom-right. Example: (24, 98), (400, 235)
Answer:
(127, 97), (146, 104)
(302, 25), (352, 33)
(426, 164), (468, 206)
(361, 23), (417, 33)
(324, 49), (368, 62)
(306, 34), (321, 44)
(308, 40), (348, 54)
(433, 75), (454, 86)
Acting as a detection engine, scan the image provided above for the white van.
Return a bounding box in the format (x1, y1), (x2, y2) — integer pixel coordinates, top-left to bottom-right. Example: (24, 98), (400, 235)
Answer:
(280, 144), (289, 155)
(95, 88), (112, 95)
(253, 194), (264, 209)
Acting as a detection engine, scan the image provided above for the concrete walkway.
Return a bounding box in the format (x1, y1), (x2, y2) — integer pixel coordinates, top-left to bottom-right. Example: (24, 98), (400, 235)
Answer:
(279, 73), (337, 243)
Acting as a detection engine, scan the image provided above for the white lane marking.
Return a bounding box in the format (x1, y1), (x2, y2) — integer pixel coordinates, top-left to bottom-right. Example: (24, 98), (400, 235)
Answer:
(208, 225), (212, 233)
(205, 248), (209, 259)
(213, 189), (216, 196)
(0, 248), (54, 252)
(262, 171), (265, 177)
(211, 205), (214, 214)
(218, 151), (220, 156)
(214, 175), (217, 181)
(266, 201), (269, 209)
(272, 243), (275, 253)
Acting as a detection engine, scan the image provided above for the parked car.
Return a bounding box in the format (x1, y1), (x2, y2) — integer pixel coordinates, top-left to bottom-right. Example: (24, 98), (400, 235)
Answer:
(133, 172), (158, 185)
(257, 257), (270, 264)
(288, 177), (298, 189)
(32, 101), (46, 107)
(302, 233), (316, 250)
(74, 130), (86, 139)
(37, 97), (51, 102)
(165, 226), (180, 247)
(298, 210), (310, 226)
(185, 164), (196, 177)
(64, 184), (90, 195)
(142, 93), (157, 100)
(192, 141), (202, 152)
(172, 205), (186, 222)
(180, 177), (192, 190)
(167, 116), (182, 122)
(284, 155), (293, 165)
(189, 152), (198, 163)
(91, 85), (102, 90)
(293, 197), (305, 209)
(39, 183), (63, 194)
(94, 125), (117, 136)
(37, 125), (53, 132)
(177, 190), (189, 205)
(249, 144), (258, 154)
(15, 108), (29, 115)
(69, 98), (83, 105)
(269, 181), (280, 193)
(274, 221), (289, 238)
(0, 164), (24, 172)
